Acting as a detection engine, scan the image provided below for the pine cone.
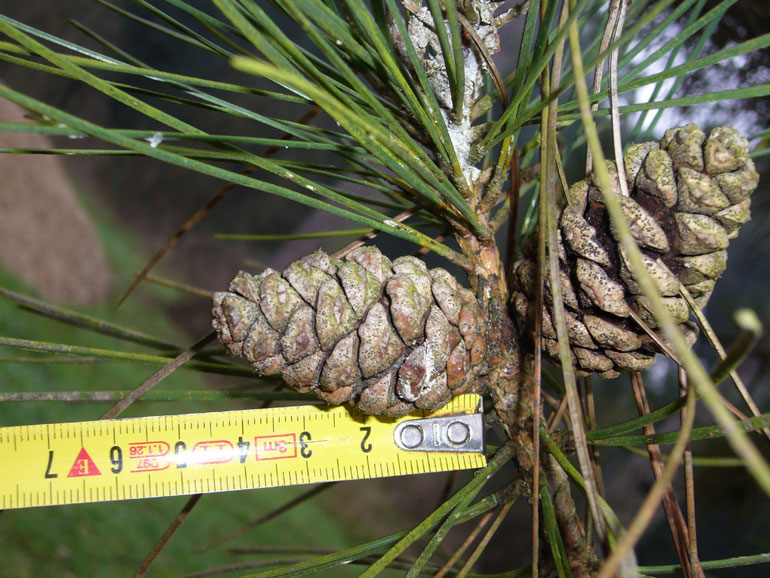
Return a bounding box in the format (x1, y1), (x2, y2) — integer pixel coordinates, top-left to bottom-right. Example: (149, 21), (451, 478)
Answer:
(212, 247), (487, 416)
(512, 125), (758, 378)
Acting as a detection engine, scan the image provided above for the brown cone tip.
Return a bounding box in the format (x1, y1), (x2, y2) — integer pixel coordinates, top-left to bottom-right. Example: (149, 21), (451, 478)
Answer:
(513, 125), (758, 378)
(213, 247), (487, 416)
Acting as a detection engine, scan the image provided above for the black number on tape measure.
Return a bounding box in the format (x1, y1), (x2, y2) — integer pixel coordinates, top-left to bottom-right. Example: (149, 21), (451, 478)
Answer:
(175, 441), (187, 468)
(360, 427), (372, 453)
(109, 446), (123, 474)
(237, 436), (250, 463)
(44, 450), (58, 479)
(299, 431), (312, 458)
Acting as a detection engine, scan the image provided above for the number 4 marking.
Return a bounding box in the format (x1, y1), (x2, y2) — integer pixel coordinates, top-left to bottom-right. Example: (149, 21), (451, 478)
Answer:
(238, 436), (250, 463)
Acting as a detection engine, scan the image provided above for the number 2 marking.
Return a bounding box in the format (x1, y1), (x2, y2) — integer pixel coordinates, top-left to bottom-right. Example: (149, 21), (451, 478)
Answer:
(360, 427), (372, 453)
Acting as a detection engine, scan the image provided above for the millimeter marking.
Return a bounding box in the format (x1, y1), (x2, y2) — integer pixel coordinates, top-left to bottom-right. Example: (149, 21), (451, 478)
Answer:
(0, 395), (485, 509)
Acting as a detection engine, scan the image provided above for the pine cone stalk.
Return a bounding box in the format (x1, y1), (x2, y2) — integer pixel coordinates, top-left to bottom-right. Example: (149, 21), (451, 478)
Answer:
(212, 1), (520, 420)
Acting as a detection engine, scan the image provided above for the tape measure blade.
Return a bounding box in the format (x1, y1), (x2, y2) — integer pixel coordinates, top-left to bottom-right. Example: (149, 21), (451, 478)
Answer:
(0, 395), (486, 509)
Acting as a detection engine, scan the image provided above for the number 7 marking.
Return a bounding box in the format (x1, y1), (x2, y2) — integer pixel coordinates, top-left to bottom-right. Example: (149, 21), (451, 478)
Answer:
(44, 450), (57, 479)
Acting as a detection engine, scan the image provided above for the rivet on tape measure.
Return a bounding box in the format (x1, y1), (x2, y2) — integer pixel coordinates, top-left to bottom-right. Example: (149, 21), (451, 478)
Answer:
(0, 394), (485, 509)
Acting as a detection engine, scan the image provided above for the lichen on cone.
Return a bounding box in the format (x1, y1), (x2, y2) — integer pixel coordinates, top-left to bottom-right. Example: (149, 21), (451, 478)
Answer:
(212, 246), (488, 416)
(512, 124), (759, 378)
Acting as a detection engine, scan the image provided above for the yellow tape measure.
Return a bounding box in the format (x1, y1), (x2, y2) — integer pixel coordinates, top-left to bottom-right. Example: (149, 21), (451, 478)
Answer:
(0, 394), (485, 509)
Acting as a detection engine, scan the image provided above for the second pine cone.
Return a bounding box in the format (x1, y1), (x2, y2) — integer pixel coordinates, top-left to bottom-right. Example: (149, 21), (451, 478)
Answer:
(512, 124), (758, 378)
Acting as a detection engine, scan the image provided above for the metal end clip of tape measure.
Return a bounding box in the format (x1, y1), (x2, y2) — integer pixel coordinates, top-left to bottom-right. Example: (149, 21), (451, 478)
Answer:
(0, 394), (485, 509)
